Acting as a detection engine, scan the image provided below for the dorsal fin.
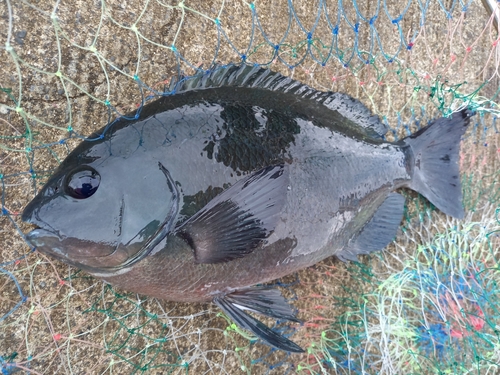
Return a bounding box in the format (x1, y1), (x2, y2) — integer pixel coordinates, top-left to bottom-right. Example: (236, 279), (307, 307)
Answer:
(169, 64), (388, 139)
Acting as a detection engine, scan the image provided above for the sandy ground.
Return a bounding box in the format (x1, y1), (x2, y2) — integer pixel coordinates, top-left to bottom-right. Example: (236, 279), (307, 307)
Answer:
(1, 0), (499, 374)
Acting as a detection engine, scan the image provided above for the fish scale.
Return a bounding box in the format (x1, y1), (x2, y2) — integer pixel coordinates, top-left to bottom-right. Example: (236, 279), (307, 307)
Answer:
(22, 64), (471, 352)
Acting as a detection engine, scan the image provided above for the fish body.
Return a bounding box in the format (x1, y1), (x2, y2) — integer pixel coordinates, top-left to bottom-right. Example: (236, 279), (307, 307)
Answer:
(22, 64), (470, 352)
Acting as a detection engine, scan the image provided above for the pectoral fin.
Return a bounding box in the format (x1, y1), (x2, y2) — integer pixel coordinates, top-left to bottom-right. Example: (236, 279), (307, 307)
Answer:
(337, 193), (405, 262)
(214, 286), (304, 353)
(178, 164), (289, 264)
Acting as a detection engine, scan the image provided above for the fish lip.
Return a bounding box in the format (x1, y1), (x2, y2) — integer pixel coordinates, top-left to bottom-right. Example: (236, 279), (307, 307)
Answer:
(25, 226), (58, 239)
(24, 227), (62, 251)
(21, 201), (36, 223)
(23, 200), (61, 245)
(24, 227), (36, 242)
(21, 209), (31, 223)
(23, 216), (59, 241)
(22, 196), (62, 240)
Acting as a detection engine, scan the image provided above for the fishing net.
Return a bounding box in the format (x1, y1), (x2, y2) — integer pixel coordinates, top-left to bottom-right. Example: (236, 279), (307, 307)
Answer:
(1, 0), (499, 373)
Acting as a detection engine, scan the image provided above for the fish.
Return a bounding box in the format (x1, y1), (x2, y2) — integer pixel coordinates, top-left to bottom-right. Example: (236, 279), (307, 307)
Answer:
(21, 64), (471, 353)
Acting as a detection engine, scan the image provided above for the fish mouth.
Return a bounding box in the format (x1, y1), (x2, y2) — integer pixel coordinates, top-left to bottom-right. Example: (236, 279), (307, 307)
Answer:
(22, 204), (68, 260)
(23, 227), (108, 274)
(24, 225), (122, 272)
(24, 227), (66, 259)
(22, 208), (171, 275)
(22, 196), (53, 235)
(21, 203), (34, 224)
(23, 212), (61, 248)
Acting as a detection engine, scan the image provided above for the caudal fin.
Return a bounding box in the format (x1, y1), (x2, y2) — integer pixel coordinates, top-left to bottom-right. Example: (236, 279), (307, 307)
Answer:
(404, 109), (472, 219)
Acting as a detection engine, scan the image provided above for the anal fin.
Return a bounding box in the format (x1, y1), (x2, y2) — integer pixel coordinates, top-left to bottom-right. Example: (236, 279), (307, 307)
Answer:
(337, 193), (405, 262)
(214, 286), (304, 353)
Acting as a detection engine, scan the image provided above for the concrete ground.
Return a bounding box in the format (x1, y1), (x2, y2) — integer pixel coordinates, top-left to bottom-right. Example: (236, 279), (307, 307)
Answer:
(0, 0), (499, 373)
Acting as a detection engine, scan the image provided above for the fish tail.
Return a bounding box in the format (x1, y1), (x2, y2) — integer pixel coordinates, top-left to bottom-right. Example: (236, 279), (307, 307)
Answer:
(403, 109), (472, 219)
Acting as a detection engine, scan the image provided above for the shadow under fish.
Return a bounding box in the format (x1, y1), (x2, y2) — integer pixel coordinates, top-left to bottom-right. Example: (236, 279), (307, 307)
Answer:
(22, 64), (472, 353)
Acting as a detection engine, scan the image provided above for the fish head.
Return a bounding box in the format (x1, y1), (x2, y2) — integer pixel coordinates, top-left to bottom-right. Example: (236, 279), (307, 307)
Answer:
(22, 134), (179, 272)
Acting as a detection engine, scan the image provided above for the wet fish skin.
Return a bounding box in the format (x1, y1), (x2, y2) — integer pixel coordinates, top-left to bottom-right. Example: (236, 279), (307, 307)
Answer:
(22, 64), (471, 352)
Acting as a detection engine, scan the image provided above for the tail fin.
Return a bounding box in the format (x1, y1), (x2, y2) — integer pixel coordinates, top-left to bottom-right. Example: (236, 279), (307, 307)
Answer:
(404, 109), (472, 219)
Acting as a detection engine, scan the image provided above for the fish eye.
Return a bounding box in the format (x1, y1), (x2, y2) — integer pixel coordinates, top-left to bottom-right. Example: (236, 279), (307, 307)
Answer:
(65, 166), (101, 199)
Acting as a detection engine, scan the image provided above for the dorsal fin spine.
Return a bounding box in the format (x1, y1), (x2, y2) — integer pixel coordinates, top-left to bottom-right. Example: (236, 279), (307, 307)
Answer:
(172, 63), (388, 138)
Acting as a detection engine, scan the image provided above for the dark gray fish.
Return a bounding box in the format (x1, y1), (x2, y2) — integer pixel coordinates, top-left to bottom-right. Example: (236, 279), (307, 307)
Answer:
(22, 64), (471, 353)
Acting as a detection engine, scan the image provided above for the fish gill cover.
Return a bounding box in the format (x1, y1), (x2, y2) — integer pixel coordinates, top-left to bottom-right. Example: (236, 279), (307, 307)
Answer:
(0, 0), (499, 374)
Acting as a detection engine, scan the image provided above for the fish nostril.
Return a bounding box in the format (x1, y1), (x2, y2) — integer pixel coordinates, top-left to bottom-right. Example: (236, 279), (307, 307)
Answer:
(44, 186), (59, 197)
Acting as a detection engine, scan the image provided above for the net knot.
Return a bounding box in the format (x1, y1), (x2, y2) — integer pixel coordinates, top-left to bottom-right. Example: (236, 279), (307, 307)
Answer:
(392, 15), (402, 24)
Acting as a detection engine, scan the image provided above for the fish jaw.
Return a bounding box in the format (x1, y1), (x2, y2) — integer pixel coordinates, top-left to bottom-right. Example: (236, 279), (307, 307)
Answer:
(25, 228), (70, 261)
(24, 224), (132, 271)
